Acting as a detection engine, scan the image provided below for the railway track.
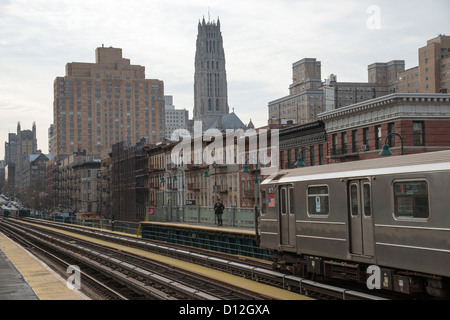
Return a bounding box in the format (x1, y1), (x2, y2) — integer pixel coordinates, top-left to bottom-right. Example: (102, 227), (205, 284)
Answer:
(2, 218), (388, 300)
(0, 218), (272, 300)
(0, 222), (133, 300)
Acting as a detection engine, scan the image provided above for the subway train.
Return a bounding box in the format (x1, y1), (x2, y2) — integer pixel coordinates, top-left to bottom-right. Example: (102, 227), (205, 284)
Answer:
(259, 150), (450, 298)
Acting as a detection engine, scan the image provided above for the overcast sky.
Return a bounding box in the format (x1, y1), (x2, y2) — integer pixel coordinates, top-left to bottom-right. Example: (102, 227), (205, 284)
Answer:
(0, 0), (449, 159)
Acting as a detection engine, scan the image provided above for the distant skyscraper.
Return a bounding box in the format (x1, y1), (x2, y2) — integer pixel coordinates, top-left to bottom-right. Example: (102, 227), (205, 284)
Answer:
(193, 17), (230, 130)
(164, 96), (189, 140)
(13, 122), (39, 191)
(53, 46), (165, 160)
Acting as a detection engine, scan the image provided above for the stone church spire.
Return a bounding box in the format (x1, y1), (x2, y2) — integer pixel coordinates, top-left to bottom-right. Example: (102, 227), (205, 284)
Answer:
(193, 16), (229, 130)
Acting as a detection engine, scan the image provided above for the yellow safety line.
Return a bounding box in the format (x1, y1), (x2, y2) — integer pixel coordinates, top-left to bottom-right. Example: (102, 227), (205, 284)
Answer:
(0, 232), (87, 300)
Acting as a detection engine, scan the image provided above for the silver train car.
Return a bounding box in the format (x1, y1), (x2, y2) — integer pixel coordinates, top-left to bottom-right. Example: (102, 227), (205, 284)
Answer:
(260, 150), (450, 298)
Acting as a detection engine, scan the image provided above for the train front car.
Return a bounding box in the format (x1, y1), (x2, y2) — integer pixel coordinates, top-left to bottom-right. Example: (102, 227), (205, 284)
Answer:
(259, 150), (450, 298)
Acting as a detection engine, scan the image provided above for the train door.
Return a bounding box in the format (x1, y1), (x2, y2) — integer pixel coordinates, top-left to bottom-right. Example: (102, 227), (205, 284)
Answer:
(279, 185), (296, 247)
(348, 180), (374, 257)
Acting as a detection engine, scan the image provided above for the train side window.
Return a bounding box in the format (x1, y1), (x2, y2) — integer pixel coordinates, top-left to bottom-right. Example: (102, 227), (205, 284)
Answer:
(363, 183), (372, 217)
(350, 184), (359, 216)
(289, 187), (295, 215)
(260, 190), (266, 215)
(307, 186), (329, 216)
(281, 188), (287, 215)
(393, 180), (429, 219)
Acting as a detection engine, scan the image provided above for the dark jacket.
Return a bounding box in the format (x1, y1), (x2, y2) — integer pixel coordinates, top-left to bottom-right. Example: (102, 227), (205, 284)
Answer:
(214, 202), (225, 215)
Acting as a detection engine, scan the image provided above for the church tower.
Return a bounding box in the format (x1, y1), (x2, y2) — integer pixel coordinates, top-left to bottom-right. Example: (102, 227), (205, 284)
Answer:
(193, 17), (229, 130)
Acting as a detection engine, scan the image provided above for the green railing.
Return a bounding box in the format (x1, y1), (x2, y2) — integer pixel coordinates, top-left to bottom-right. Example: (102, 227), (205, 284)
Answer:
(146, 205), (257, 228)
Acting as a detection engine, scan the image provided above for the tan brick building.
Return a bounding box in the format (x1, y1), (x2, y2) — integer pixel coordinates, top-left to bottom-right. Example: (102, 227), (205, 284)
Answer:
(399, 35), (450, 93)
(52, 46), (165, 161)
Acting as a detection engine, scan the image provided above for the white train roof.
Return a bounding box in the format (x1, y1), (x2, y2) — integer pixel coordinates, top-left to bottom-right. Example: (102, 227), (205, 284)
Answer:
(262, 150), (450, 185)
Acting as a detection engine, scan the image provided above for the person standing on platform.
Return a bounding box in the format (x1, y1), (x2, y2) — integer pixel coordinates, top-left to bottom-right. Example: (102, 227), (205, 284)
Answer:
(214, 199), (225, 226)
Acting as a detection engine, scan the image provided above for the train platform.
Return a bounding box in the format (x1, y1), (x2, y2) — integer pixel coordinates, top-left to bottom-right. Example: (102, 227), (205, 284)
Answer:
(0, 232), (88, 300)
(141, 220), (256, 235)
(139, 221), (270, 260)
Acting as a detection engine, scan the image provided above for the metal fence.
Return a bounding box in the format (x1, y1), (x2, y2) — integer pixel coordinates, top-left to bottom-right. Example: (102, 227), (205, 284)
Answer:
(33, 205), (258, 235)
(147, 205), (257, 228)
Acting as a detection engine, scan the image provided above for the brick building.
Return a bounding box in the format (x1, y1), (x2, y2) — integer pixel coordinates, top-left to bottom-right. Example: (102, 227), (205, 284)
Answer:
(278, 121), (327, 169)
(54, 153), (101, 213)
(52, 46), (165, 161)
(399, 35), (450, 94)
(318, 93), (450, 163)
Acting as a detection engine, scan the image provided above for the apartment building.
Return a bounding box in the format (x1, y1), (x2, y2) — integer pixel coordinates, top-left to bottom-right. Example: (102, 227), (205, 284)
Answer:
(52, 46), (165, 161)
(269, 58), (324, 125)
(268, 58), (404, 124)
(164, 96), (189, 140)
(399, 35), (450, 93)
(54, 152), (101, 213)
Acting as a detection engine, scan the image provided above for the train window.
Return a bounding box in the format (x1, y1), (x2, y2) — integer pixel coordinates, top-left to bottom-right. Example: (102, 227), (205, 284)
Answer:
(307, 186), (329, 215)
(289, 187), (295, 214)
(393, 181), (429, 219)
(363, 183), (372, 217)
(260, 190), (266, 215)
(281, 188), (287, 215)
(350, 184), (359, 216)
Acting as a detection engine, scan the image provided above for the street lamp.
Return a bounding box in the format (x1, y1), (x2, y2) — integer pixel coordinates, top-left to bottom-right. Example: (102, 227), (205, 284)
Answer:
(295, 147), (315, 167)
(242, 162), (251, 173)
(379, 132), (404, 156)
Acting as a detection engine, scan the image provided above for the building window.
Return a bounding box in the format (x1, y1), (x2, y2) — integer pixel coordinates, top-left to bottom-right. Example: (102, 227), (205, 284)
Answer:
(413, 121), (425, 146)
(388, 122), (395, 147)
(352, 130), (358, 153)
(363, 128), (369, 148)
(319, 144), (324, 165)
(332, 134), (338, 155)
(363, 128), (369, 145)
(375, 125), (382, 150)
(341, 132), (347, 154)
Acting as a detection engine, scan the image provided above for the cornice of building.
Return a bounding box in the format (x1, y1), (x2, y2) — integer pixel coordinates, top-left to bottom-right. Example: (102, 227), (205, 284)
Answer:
(319, 93), (450, 132)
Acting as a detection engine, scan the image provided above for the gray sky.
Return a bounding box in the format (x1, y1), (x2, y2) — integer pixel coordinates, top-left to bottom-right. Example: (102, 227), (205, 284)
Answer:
(0, 0), (449, 159)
